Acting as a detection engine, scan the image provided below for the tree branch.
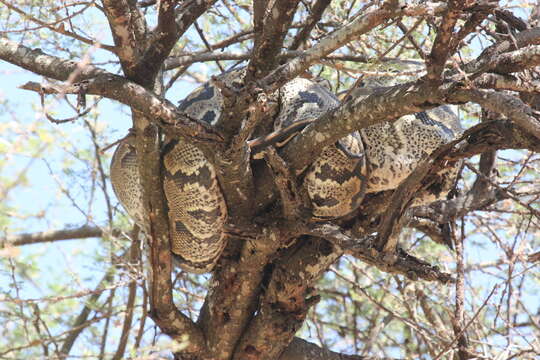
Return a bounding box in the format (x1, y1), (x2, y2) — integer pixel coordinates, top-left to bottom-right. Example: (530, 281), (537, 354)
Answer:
(246, 0), (300, 78)
(233, 236), (342, 360)
(427, 1), (492, 80)
(1, 225), (119, 247)
(256, 0), (442, 94)
(0, 38), (108, 82)
(461, 26), (540, 75)
(425, 0), (462, 80)
(137, 122), (206, 356)
(197, 230), (290, 360)
(112, 226), (141, 360)
(0, 1), (116, 52)
(480, 44), (540, 74)
(100, 0), (147, 75)
(59, 264), (118, 357)
(175, 0), (218, 37)
(448, 88), (540, 141)
(289, 0), (331, 51)
(134, 0), (179, 79)
(18, 79), (222, 143)
(164, 49), (423, 70)
(303, 223), (454, 283)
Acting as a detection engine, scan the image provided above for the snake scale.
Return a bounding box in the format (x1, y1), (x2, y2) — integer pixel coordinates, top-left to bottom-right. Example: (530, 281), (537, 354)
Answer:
(110, 68), (461, 273)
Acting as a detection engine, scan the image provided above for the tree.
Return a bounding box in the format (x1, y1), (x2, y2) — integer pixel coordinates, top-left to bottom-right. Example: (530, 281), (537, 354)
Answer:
(1, 0), (539, 359)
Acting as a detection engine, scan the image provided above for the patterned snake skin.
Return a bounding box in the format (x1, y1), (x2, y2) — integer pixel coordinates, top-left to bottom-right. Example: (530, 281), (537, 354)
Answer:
(356, 75), (463, 204)
(110, 130), (227, 273)
(273, 77), (368, 219)
(110, 69), (461, 272)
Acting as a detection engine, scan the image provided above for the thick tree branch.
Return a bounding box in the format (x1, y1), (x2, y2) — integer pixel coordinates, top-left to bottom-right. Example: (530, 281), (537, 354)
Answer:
(19, 79), (222, 143)
(197, 229), (292, 360)
(135, 0), (179, 79)
(175, 0), (218, 36)
(447, 119), (540, 160)
(0, 38), (108, 82)
(481, 44), (540, 74)
(100, 0), (147, 75)
(426, 0), (462, 80)
(253, 0), (266, 34)
(474, 73), (540, 92)
(246, 0), (300, 78)
(137, 122), (206, 356)
(461, 26), (540, 74)
(233, 236), (342, 360)
(427, 1), (492, 80)
(448, 88), (540, 140)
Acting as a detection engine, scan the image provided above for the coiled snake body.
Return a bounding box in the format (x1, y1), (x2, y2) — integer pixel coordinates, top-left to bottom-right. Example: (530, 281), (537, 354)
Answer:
(110, 69), (461, 273)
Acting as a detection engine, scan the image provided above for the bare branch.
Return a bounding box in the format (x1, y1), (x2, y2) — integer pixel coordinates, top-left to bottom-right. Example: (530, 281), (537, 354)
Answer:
(0, 1), (116, 52)
(112, 226), (141, 360)
(164, 50), (419, 70)
(303, 223), (454, 283)
(2, 225), (118, 247)
(18, 79), (222, 143)
(59, 260), (119, 357)
(289, 0), (332, 51)
(448, 88), (540, 140)
(257, 0), (443, 94)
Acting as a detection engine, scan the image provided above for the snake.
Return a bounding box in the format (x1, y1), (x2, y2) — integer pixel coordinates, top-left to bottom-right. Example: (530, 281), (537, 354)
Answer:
(110, 68), (461, 272)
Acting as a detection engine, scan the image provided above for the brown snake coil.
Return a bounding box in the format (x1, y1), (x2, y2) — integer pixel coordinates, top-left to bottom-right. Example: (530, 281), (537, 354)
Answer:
(110, 69), (461, 272)
(110, 132), (227, 274)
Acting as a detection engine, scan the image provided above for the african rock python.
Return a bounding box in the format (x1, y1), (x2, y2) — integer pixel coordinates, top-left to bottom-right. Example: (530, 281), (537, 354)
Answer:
(110, 69), (461, 273)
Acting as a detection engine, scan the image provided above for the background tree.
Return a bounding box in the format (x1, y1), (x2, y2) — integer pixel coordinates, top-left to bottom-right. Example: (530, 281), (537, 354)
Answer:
(1, 0), (539, 359)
